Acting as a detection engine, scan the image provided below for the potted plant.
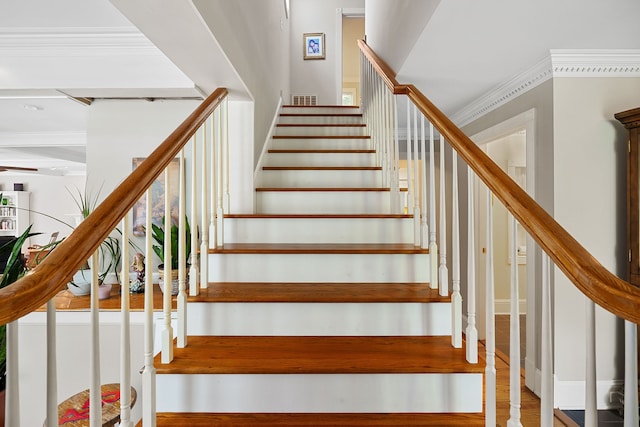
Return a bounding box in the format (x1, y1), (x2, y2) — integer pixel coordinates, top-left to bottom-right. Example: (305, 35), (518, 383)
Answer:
(151, 216), (191, 296)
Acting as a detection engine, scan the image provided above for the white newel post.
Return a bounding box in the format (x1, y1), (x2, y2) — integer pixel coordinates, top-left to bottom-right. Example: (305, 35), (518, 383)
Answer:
(438, 136), (448, 297)
(485, 188), (496, 426)
(466, 167), (478, 363)
(177, 149), (187, 348)
(46, 300), (57, 427)
(507, 216), (522, 427)
(161, 168), (174, 364)
(428, 123), (438, 290)
(189, 133), (200, 295)
(6, 321), (19, 427)
(142, 189), (156, 426)
(451, 151), (462, 348)
(90, 251), (101, 426)
(585, 299), (597, 427)
(541, 253), (554, 427)
(120, 214), (133, 427)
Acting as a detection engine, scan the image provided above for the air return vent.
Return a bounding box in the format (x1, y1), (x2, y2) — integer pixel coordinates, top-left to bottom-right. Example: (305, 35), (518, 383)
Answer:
(291, 94), (318, 106)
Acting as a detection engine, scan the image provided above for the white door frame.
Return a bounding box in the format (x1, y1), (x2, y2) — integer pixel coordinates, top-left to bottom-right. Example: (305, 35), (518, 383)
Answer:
(335, 8), (365, 105)
(470, 108), (539, 394)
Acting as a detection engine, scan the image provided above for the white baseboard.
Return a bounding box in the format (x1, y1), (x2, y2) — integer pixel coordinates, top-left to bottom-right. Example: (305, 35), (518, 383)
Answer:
(494, 298), (527, 315)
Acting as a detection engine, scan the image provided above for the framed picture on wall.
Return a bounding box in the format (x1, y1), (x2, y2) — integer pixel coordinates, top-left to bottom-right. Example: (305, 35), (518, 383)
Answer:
(131, 157), (181, 236)
(303, 33), (325, 60)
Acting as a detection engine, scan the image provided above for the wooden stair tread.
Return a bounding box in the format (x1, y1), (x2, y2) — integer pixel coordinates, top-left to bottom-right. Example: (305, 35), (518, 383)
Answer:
(154, 336), (482, 374)
(145, 412), (484, 426)
(209, 243), (429, 254)
(262, 166), (382, 170)
(224, 213), (412, 219)
(272, 135), (371, 139)
(190, 282), (445, 303)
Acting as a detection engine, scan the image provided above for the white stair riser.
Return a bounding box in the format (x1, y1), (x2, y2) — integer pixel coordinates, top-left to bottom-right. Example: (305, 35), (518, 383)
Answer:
(275, 126), (366, 136)
(187, 302), (451, 336)
(156, 373), (483, 413)
(282, 106), (361, 114)
(270, 138), (371, 150)
(279, 115), (362, 125)
(259, 169), (383, 188)
(256, 191), (391, 214)
(224, 217), (413, 244)
(208, 253), (430, 282)
(263, 152), (377, 167)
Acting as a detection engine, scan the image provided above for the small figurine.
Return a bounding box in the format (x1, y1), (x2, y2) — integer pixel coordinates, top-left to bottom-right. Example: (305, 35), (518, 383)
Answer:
(130, 252), (145, 293)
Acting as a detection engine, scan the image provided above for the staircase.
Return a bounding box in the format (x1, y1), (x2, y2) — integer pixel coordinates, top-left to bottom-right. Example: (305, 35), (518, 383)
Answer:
(146, 105), (484, 425)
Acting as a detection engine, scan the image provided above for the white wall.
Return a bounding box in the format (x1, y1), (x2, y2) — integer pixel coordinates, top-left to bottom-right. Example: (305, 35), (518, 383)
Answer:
(0, 174), (86, 246)
(194, 0), (290, 167)
(552, 77), (640, 399)
(290, 0), (364, 105)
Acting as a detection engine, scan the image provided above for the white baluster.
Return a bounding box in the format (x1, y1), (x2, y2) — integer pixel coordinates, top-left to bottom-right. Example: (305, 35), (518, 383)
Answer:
(541, 253), (554, 427)
(624, 320), (638, 426)
(142, 189), (156, 426)
(406, 98), (413, 215)
(429, 124), (438, 290)
(223, 98), (230, 216)
(209, 114), (217, 251)
(392, 95), (401, 213)
(201, 120), (210, 289)
(451, 151), (462, 348)
(218, 103), (227, 247)
(177, 150), (187, 348)
(585, 299), (597, 427)
(485, 187), (496, 426)
(420, 115), (428, 248)
(189, 133), (200, 296)
(439, 136), (448, 297)
(6, 321), (20, 427)
(466, 167), (478, 363)
(161, 168), (174, 364)
(90, 251), (101, 425)
(507, 215), (522, 427)
(412, 104), (420, 245)
(120, 214), (133, 427)
(46, 300), (57, 427)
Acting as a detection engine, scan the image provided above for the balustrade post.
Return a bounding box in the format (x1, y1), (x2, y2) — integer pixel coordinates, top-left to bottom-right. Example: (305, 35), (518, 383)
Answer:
(541, 253), (554, 427)
(466, 167), (478, 363)
(161, 168), (174, 364)
(177, 150), (187, 348)
(6, 321), (20, 427)
(624, 320), (639, 426)
(46, 300), (57, 427)
(485, 187), (496, 426)
(189, 133), (200, 296)
(420, 115), (428, 248)
(429, 123), (438, 290)
(412, 104), (421, 245)
(90, 251), (101, 425)
(451, 151), (462, 348)
(120, 214), (133, 427)
(507, 216), (522, 427)
(585, 299), (597, 427)
(142, 189), (157, 426)
(438, 137), (448, 297)
(200, 120), (210, 289)
(406, 98), (413, 215)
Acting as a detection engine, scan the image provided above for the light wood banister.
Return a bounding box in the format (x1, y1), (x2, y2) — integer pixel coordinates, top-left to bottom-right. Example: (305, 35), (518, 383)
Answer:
(358, 39), (640, 324)
(0, 88), (228, 326)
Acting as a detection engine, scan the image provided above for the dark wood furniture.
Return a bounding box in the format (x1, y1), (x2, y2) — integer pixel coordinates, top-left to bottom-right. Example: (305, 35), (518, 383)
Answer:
(615, 107), (640, 286)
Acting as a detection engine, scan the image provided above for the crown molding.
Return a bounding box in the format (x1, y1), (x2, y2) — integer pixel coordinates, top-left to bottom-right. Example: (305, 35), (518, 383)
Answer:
(0, 26), (159, 57)
(451, 49), (640, 127)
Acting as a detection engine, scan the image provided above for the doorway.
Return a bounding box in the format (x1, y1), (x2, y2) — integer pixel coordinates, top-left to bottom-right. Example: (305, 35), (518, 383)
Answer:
(335, 8), (365, 105)
(471, 108), (538, 394)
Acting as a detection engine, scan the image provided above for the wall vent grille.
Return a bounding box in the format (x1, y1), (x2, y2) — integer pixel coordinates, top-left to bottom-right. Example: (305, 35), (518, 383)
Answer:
(291, 94), (318, 106)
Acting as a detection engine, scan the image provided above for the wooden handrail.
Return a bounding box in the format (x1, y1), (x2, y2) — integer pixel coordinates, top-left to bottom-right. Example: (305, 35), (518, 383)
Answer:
(359, 39), (640, 324)
(0, 88), (228, 325)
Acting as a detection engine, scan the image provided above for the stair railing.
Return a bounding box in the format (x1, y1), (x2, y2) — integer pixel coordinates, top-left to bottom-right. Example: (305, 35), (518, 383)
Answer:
(0, 88), (228, 426)
(359, 38), (640, 425)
